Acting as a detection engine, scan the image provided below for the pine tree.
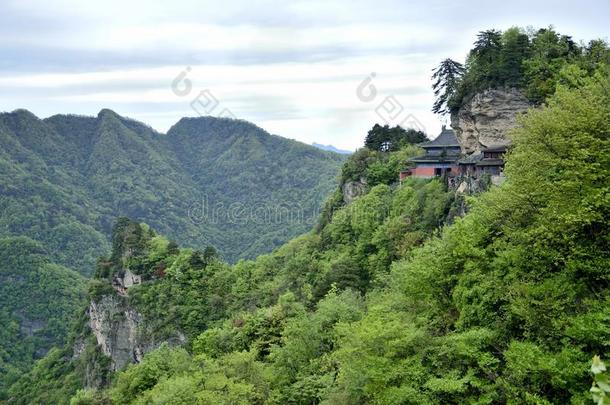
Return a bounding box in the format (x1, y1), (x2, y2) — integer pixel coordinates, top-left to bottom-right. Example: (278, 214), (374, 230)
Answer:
(499, 27), (530, 86)
(431, 58), (465, 115)
(472, 29), (503, 86)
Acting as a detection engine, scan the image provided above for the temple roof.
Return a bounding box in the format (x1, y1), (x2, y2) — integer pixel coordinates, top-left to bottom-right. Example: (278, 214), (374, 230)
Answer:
(481, 144), (509, 153)
(419, 127), (460, 148)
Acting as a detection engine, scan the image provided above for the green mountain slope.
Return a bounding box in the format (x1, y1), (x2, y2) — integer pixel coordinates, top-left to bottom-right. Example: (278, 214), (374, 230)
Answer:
(0, 109), (344, 394)
(9, 68), (609, 405)
(0, 109), (345, 273)
(0, 237), (86, 396)
(4, 25), (609, 405)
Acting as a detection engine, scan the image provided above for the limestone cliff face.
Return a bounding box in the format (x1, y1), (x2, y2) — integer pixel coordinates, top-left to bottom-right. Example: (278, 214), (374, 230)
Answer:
(82, 271), (186, 381)
(342, 177), (367, 204)
(87, 295), (145, 372)
(451, 88), (530, 153)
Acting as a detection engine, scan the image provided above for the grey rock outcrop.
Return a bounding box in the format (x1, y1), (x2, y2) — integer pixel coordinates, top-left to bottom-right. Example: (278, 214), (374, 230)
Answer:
(451, 88), (530, 153)
(112, 269), (142, 294)
(342, 177), (367, 204)
(88, 295), (146, 372)
(86, 292), (186, 378)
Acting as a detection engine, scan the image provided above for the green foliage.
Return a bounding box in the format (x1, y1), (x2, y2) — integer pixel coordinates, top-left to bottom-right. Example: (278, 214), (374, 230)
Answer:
(8, 141), (455, 402)
(340, 144), (421, 186)
(0, 111), (344, 384)
(6, 347), (82, 405)
(109, 344), (194, 403)
(522, 27), (580, 103)
(8, 74), (610, 404)
(436, 26), (609, 112)
(330, 70), (610, 404)
(0, 110), (344, 271)
(69, 388), (111, 405)
(432, 58), (466, 114)
(0, 237), (86, 398)
(364, 123), (427, 152)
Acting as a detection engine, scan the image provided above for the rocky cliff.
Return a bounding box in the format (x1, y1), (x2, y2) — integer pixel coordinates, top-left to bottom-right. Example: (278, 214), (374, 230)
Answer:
(342, 177), (367, 204)
(78, 290), (186, 388)
(451, 88), (531, 153)
(87, 294), (146, 372)
(75, 269), (186, 387)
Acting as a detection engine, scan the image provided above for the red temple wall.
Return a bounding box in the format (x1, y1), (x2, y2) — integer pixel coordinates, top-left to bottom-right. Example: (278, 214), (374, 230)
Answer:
(412, 167), (435, 177)
(410, 165), (461, 178)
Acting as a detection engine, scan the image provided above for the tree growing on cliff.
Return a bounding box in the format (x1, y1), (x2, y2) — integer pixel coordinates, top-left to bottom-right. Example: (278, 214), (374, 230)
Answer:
(435, 26), (609, 112)
(471, 29), (503, 85)
(431, 58), (465, 114)
(499, 27), (530, 86)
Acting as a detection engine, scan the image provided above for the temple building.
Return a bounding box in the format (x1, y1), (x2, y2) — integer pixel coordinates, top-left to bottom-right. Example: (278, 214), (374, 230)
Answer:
(458, 144), (508, 177)
(402, 126), (461, 178)
(399, 126), (509, 182)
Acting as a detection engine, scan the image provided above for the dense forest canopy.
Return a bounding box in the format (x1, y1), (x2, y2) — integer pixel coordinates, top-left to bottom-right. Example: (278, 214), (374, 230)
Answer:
(2, 26), (610, 405)
(0, 110), (345, 396)
(6, 67), (609, 403)
(0, 237), (86, 397)
(432, 26), (610, 114)
(0, 110), (344, 273)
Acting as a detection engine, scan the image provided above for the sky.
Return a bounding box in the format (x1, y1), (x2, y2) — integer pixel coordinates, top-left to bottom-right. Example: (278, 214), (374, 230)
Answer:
(0, 0), (608, 150)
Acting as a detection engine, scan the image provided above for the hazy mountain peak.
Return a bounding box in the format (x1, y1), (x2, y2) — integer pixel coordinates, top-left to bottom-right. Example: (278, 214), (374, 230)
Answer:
(0, 108), (40, 123)
(97, 108), (120, 118)
(312, 142), (352, 155)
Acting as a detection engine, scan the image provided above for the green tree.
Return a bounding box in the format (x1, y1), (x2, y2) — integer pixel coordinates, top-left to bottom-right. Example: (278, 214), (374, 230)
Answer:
(523, 27), (580, 102)
(499, 27), (530, 86)
(364, 124), (427, 152)
(470, 29), (503, 86)
(432, 58), (465, 114)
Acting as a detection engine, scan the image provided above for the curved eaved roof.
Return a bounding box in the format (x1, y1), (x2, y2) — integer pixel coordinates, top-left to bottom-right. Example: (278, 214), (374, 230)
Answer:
(420, 127), (460, 148)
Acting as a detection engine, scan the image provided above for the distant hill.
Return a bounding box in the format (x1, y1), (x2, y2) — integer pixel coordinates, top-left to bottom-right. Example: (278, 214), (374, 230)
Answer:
(0, 109), (345, 273)
(0, 109), (345, 387)
(312, 142), (352, 155)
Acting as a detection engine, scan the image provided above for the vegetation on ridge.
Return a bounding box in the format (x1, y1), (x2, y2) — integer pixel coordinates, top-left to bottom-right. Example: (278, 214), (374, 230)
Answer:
(3, 27), (610, 405)
(432, 26), (610, 113)
(0, 111), (344, 397)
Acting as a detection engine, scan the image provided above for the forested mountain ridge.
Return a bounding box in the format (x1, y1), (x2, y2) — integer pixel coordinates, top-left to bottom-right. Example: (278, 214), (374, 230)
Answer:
(0, 109), (344, 395)
(7, 68), (610, 404)
(4, 26), (610, 404)
(5, 143), (459, 403)
(0, 108), (345, 272)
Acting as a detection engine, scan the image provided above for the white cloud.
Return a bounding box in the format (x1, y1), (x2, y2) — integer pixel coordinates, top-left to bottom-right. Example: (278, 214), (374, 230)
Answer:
(1, 0), (609, 150)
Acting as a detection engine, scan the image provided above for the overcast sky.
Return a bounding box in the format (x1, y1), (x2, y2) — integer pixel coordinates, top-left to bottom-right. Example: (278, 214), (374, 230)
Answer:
(0, 0), (608, 150)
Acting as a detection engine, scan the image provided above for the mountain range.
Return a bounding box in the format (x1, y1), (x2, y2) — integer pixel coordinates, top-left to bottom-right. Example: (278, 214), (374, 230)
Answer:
(0, 109), (344, 386)
(0, 109), (346, 274)
(311, 142), (352, 155)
